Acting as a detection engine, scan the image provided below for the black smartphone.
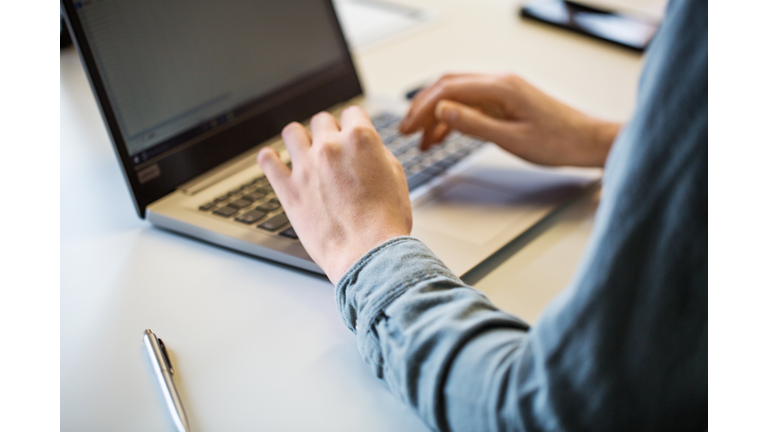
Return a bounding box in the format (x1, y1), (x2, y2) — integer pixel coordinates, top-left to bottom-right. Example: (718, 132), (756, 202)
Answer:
(61, 14), (72, 49)
(519, 0), (659, 52)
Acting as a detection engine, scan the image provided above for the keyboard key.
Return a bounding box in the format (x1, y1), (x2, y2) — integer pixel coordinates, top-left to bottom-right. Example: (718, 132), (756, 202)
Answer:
(198, 202), (217, 211)
(256, 199), (281, 212)
(433, 156), (459, 170)
(397, 147), (420, 161)
(372, 112), (398, 129)
(407, 172), (432, 190)
(213, 205), (239, 217)
(235, 209), (267, 224)
(229, 198), (252, 209)
(379, 125), (399, 140)
(243, 190), (266, 201)
(444, 140), (466, 152)
(279, 226), (298, 239)
(258, 213), (290, 231)
(419, 163), (443, 176)
(405, 163), (424, 175)
(257, 185), (274, 193)
(251, 178), (269, 187)
(455, 146), (474, 157)
(431, 147), (453, 159)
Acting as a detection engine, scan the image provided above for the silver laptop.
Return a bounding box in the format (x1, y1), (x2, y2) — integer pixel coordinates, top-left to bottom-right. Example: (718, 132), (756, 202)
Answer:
(62, 0), (600, 277)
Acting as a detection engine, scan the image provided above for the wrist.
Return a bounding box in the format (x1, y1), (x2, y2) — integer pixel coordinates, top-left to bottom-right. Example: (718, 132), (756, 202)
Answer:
(583, 119), (622, 167)
(324, 229), (409, 285)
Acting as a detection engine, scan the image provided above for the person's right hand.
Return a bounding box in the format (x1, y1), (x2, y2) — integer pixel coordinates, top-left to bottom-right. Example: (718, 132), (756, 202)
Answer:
(399, 74), (622, 168)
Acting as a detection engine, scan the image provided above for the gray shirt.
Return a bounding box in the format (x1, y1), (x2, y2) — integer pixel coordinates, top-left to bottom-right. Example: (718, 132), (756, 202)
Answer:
(335, 0), (707, 430)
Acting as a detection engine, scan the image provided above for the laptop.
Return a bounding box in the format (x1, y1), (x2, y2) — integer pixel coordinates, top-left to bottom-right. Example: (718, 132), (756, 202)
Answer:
(61, 0), (600, 277)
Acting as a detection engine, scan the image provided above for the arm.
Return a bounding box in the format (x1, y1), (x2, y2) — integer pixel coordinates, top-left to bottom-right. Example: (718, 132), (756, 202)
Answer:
(255, 100), (617, 430)
(258, 0), (707, 424)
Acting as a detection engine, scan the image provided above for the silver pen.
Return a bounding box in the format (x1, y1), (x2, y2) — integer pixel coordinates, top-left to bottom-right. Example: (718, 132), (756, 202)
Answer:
(143, 329), (191, 432)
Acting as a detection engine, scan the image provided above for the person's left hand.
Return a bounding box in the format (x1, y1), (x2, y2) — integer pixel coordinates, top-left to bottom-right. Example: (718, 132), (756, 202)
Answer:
(257, 106), (412, 285)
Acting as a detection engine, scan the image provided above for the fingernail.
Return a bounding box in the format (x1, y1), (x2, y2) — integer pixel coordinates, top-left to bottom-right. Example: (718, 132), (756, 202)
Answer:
(435, 100), (458, 123)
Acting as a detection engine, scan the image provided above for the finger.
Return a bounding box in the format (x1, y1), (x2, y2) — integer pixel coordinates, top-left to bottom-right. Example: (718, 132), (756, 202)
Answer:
(402, 75), (476, 133)
(339, 105), (373, 130)
(400, 75), (519, 134)
(419, 117), (438, 151)
(404, 75), (508, 132)
(432, 121), (451, 143)
(402, 73), (479, 127)
(257, 147), (291, 199)
(435, 99), (524, 149)
(340, 106), (382, 150)
(310, 111), (340, 144)
(281, 122), (311, 164)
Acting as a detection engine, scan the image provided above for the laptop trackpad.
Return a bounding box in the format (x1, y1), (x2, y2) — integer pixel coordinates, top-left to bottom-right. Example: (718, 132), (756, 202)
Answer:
(411, 144), (600, 247)
(412, 180), (533, 246)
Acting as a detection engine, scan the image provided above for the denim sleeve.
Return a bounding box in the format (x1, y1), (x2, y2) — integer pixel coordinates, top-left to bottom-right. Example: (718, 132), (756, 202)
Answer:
(335, 236), (530, 431)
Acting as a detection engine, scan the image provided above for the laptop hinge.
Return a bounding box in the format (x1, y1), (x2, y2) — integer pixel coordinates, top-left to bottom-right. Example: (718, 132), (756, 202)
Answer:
(177, 136), (285, 195)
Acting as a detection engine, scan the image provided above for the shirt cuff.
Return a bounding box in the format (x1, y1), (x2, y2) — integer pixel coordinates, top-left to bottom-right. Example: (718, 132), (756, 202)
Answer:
(335, 236), (461, 334)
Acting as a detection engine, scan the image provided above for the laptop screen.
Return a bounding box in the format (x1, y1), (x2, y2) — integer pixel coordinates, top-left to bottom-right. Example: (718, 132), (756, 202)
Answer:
(64, 0), (361, 217)
(74, 0), (348, 166)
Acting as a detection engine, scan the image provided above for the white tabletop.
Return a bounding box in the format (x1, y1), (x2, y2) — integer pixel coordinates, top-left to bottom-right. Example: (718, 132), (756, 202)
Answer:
(60, 1), (645, 430)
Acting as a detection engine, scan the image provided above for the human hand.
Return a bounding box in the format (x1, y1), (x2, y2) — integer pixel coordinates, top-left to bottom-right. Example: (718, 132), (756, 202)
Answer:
(400, 74), (621, 168)
(257, 106), (412, 285)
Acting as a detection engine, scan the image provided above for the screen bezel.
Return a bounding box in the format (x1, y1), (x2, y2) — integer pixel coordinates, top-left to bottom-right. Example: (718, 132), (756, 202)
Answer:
(61, 0), (363, 218)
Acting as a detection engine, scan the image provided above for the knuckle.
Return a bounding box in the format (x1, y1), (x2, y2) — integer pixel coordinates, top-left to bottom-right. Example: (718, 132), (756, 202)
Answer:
(437, 74), (454, 84)
(317, 141), (342, 159)
(435, 78), (451, 92)
(503, 74), (522, 87)
(346, 125), (378, 145)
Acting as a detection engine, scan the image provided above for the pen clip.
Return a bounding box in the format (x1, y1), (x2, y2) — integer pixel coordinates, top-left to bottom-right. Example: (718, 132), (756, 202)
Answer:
(158, 338), (174, 375)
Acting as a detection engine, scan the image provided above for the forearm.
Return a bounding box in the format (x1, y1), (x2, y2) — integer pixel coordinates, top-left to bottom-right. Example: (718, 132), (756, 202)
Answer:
(336, 237), (530, 431)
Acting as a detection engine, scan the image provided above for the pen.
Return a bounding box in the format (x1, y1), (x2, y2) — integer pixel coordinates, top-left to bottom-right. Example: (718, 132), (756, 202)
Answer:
(143, 329), (191, 432)
(405, 84), (425, 100)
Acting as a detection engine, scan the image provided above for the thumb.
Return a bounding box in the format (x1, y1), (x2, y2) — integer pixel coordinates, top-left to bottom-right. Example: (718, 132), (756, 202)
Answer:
(257, 147), (291, 198)
(435, 100), (519, 147)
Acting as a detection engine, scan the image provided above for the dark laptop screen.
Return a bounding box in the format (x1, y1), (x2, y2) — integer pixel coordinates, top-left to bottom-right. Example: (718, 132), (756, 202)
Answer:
(64, 0), (361, 217)
(74, 0), (348, 166)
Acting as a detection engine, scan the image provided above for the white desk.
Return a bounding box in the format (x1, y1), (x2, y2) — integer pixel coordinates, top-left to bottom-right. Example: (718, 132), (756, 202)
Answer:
(60, 1), (644, 430)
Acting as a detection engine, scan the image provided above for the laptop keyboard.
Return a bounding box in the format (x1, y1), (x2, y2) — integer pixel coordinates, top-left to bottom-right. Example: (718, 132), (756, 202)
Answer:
(197, 112), (484, 239)
(373, 112), (484, 190)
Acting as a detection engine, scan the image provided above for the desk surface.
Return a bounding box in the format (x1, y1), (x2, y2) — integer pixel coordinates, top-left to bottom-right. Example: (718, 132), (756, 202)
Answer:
(61, 1), (644, 430)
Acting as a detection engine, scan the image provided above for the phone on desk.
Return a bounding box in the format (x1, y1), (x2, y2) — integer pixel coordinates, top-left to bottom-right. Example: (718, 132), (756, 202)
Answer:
(519, 0), (659, 52)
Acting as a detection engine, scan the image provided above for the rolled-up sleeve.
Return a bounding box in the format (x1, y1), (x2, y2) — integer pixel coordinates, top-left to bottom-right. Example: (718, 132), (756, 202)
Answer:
(336, 236), (530, 431)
